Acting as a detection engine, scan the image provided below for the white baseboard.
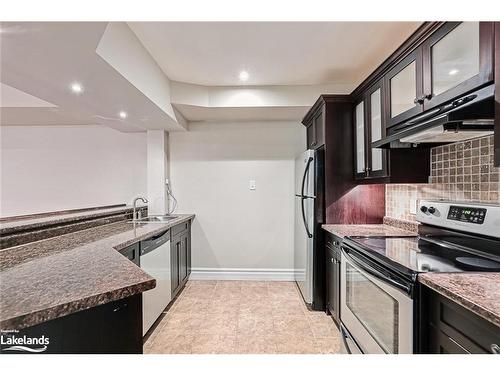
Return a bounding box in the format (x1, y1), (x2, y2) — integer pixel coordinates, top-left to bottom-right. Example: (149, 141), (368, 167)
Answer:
(190, 267), (296, 281)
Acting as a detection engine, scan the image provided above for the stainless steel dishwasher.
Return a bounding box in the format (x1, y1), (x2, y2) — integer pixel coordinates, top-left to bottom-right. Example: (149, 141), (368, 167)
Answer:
(140, 229), (171, 335)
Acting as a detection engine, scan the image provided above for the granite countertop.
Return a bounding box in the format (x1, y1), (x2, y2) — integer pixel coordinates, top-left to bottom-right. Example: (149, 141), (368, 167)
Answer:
(0, 214), (194, 330)
(419, 273), (500, 327)
(322, 224), (416, 238)
(0, 204), (146, 235)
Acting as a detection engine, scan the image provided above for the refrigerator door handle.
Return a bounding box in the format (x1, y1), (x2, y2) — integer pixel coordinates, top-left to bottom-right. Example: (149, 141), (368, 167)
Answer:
(301, 156), (314, 197)
(301, 197), (313, 239)
(300, 156), (314, 239)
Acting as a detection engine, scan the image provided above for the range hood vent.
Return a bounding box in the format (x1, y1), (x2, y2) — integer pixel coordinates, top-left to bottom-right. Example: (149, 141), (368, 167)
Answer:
(373, 84), (495, 149)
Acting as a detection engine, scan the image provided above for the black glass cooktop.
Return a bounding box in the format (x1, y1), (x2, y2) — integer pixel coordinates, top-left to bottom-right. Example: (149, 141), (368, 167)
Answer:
(344, 236), (500, 277)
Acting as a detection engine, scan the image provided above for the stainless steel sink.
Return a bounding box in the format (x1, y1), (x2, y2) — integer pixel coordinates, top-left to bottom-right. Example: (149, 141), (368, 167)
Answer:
(131, 215), (178, 223)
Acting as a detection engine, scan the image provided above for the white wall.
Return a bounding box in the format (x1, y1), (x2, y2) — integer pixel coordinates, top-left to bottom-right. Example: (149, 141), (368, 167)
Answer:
(169, 121), (305, 280)
(147, 130), (169, 215)
(0, 125), (147, 217)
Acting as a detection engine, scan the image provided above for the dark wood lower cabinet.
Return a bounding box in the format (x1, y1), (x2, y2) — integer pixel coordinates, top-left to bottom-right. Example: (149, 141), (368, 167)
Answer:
(1, 295), (143, 354)
(420, 286), (500, 354)
(325, 232), (341, 325)
(171, 222), (191, 299)
(171, 238), (180, 294)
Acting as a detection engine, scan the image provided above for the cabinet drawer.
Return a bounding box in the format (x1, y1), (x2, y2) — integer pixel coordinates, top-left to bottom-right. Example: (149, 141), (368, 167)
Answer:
(171, 221), (189, 237)
(425, 288), (500, 354)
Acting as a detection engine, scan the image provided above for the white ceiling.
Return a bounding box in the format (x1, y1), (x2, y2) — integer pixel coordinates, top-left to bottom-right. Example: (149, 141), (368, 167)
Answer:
(1, 22), (424, 128)
(0, 83), (56, 107)
(0, 22), (184, 131)
(129, 22), (422, 87)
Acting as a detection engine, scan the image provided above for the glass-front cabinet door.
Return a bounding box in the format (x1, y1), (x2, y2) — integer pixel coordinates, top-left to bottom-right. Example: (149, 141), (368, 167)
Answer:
(422, 22), (494, 109)
(354, 100), (366, 179)
(385, 49), (423, 128)
(367, 82), (387, 178)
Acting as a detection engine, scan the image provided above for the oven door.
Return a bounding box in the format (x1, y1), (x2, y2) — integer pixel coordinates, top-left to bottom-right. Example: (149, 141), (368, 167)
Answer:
(341, 246), (414, 354)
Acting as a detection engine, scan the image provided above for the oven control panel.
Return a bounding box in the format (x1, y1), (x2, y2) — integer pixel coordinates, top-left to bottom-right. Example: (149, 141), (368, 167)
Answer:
(417, 200), (499, 239)
(447, 206), (487, 224)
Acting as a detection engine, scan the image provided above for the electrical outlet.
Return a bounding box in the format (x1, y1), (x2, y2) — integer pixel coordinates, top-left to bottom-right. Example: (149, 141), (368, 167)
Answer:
(249, 180), (256, 190)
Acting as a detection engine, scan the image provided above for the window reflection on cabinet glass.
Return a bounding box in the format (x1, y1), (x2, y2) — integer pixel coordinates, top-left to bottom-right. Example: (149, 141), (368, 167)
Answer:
(390, 61), (416, 118)
(432, 22), (479, 96)
(370, 88), (383, 171)
(355, 102), (365, 174)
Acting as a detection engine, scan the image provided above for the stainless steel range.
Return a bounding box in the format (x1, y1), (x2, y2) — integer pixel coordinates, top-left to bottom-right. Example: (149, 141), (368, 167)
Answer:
(339, 200), (500, 354)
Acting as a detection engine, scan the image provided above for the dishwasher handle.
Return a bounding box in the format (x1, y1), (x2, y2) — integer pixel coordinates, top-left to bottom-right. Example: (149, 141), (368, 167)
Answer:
(141, 229), (170, 255)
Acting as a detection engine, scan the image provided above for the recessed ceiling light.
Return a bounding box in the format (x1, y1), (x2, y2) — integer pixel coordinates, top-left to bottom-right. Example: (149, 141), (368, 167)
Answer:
(239, 71), (249, 82)
(448, 69), (459, 76)
(70, 82), (83, 94)
(119, 111), (128, 119)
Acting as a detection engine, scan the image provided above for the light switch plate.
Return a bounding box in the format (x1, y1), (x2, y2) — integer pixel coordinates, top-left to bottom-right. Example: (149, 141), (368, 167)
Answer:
(410, 199), (417, 215)
(249, 180), (256, 190)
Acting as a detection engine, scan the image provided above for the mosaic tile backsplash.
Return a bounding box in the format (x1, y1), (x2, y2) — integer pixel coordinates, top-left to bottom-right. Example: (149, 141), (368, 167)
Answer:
(386, 135), (500, 223)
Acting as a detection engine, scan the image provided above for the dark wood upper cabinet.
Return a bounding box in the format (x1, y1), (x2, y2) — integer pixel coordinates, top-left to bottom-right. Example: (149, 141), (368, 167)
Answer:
(422, 22), (494, 110)
(353, 98), (367, 179)
(354, 86), (429, 183)
(354, 80), (389, 180)
(385, 49), (424, 128)
(304, 104), (325, 149)
(385, 22), (494, 129)
(348, 21), (494, 181)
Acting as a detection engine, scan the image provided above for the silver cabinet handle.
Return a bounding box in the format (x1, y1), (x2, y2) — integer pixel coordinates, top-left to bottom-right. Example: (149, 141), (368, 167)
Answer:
(491, 344), (500, 354)
(330, 258), (334, 263)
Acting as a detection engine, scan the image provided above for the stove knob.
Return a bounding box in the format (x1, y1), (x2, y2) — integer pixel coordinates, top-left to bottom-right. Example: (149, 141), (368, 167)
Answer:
(428, 206), (436, 214)
(420, 206), (428, 213)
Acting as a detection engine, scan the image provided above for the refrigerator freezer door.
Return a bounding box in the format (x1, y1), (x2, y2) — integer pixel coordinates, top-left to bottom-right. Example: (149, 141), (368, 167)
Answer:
(294, 194), (315, 304)
(295, 149), (315, 197)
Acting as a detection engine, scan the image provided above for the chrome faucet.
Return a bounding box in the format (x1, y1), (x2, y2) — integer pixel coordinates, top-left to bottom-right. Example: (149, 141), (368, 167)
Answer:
(132, 196), (148, 222)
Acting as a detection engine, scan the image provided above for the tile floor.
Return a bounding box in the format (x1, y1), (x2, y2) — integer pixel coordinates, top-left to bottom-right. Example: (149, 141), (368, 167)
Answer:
(144, 280), (341, 354)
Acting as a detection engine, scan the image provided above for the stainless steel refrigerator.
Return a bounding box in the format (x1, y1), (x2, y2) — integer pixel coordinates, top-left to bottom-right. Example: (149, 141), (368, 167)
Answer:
(294, 148), (325, 310)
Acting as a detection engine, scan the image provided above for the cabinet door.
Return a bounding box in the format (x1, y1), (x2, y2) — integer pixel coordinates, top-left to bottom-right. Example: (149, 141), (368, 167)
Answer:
(332, 249), (341, 323)
(422, 22), (494, 109)
(170, 239), (180, 294)
(179, 233), (188, 284)
(326, 246), (340, 323)
(354, 100), (367, 179)
(326, 248), (336, 316)
(385, 49), (424, 128)
(314, 110), (324, 149)
(306, 123), (316, 149)
(186, 229), (191, 277)
(367, 83), (388, 178)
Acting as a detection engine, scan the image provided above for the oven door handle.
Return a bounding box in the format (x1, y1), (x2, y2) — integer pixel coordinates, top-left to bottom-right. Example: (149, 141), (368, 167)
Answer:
(419, 235), (500, 261)
(343, 247), (412, 296)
